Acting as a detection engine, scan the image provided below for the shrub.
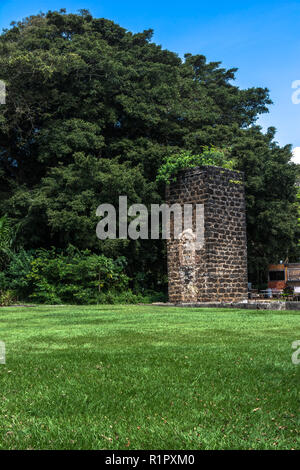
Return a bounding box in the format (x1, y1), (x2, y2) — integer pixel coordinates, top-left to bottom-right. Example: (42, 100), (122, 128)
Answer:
(156, 147), (235, 184)
(95, 289), (167, 305)
(0, 247), (166, 305)
(2, 250), (34, 299)
(0, 290), (16, 306)
(26, 246), (130, 304)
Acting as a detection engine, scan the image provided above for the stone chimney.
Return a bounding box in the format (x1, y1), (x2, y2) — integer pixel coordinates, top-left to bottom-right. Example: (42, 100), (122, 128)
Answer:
(166, 166), (248, 303)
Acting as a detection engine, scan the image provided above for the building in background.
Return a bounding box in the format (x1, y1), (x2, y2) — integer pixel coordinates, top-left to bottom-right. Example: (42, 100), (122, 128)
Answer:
(268, 263), (300, 290)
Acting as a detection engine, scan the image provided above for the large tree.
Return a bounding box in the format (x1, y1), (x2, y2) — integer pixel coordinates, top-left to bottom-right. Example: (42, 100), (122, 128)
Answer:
(0, 9), (298, 287)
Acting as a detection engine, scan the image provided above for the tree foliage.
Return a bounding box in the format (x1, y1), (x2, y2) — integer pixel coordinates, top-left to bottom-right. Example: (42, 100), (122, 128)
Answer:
(0, 215), (13, 269)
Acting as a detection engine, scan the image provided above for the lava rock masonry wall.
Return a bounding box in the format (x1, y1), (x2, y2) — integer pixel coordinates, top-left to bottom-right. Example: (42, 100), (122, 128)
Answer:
(166, 166), (248, 303)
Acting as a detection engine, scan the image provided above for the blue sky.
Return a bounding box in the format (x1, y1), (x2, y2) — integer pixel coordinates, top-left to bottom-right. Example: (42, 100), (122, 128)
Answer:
(1, 0), (300, 157)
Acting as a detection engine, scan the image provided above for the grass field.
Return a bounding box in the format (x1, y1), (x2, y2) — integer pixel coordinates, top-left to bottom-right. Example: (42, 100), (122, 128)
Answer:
(0, 304), (299, 450)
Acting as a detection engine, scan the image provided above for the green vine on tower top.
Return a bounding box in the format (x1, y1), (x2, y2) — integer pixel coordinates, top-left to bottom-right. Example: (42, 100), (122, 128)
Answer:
(156, 147), (235, 184)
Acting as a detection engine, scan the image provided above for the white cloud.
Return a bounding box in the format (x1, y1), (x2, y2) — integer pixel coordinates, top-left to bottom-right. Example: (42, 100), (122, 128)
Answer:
(292, 147), (300, 164)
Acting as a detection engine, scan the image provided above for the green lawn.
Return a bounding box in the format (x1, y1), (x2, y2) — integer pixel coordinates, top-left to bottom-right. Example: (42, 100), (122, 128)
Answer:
(0, 304), (299, 450)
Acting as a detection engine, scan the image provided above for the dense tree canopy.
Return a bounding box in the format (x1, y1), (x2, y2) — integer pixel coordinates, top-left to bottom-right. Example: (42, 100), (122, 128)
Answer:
(0, 9), (298, 288)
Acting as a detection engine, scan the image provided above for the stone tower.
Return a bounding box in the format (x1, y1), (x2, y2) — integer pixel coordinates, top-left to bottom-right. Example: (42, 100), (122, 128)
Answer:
(166, 166), (248, 303)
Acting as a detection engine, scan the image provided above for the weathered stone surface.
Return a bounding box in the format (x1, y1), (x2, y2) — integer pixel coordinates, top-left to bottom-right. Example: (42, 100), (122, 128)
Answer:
(166, 165), (248, 303)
